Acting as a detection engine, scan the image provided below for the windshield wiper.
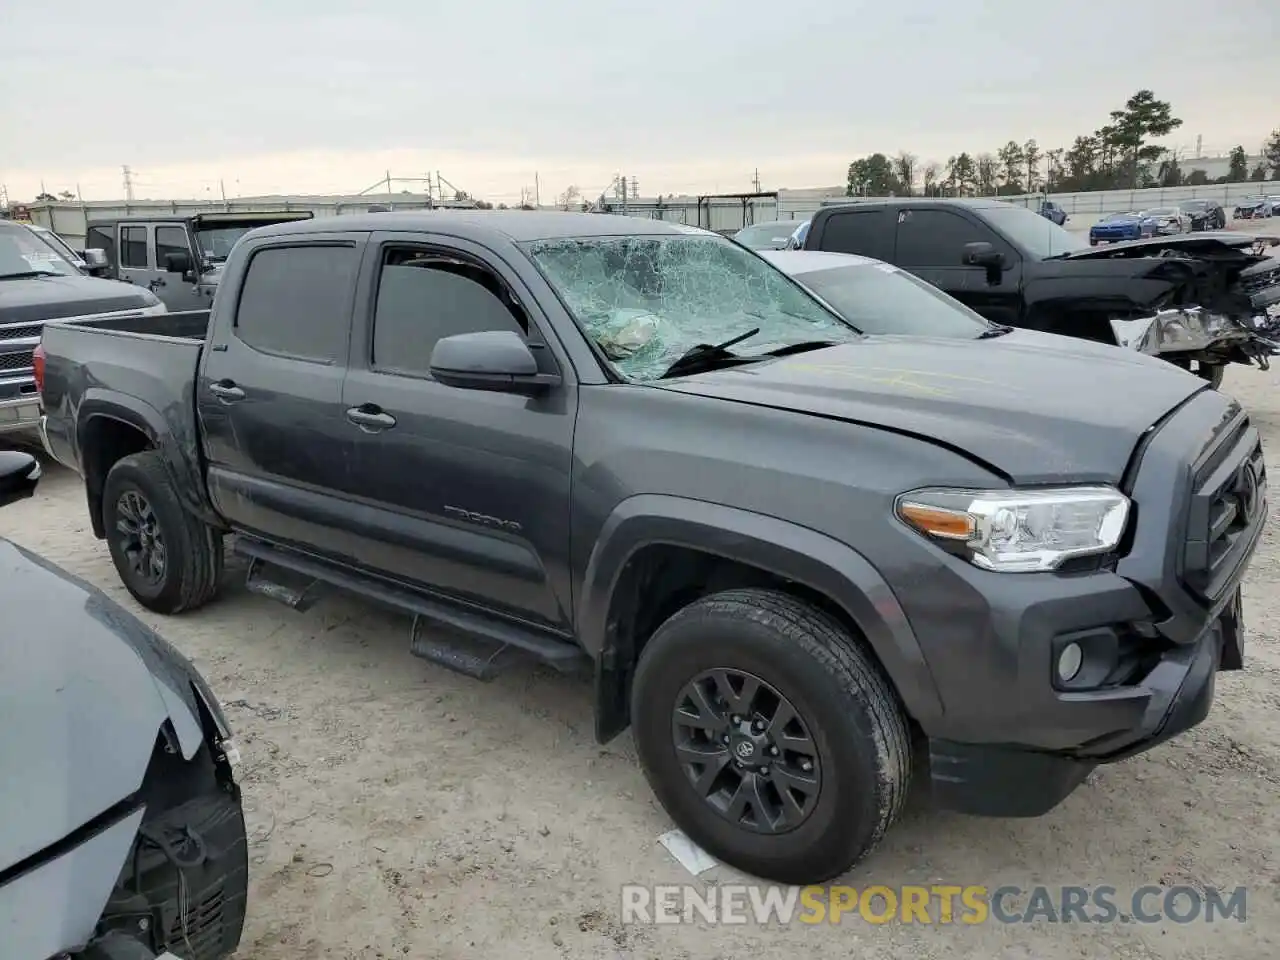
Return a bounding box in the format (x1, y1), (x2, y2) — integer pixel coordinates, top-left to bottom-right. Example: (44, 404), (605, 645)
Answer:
(976, 323), (1014, 339)
(660, 327), (761, 379)
(0, 269), (61, 280)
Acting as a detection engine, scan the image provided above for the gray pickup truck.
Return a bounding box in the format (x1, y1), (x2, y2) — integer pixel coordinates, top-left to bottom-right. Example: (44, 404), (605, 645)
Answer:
(83, 210), (313, 310)
(37, 211), (1265, 884)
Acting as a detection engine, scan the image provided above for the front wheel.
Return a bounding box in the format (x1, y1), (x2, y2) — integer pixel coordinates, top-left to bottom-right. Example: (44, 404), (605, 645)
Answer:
(1169, 358), (1225, 390)
(631, 588), (912, 884)
(102, 450), (224, 614)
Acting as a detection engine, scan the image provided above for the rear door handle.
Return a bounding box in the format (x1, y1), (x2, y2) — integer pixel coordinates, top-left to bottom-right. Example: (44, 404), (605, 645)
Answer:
(346, 405), (397, 431)
(208, 380), (245, 403)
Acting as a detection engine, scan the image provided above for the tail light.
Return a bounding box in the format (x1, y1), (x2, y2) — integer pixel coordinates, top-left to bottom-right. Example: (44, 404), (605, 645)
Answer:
(32, 343), (46, 394)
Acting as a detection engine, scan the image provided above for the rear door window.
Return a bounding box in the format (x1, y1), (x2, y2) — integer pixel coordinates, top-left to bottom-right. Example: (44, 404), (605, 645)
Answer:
(816, 209), (888, 260)
(233, 244), (358, 363)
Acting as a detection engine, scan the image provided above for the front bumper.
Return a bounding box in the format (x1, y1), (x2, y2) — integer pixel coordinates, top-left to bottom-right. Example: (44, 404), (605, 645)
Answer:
(892, 389), (1265, 817)
(0, 392), (40, 437)
(930, 594), (1234, 816)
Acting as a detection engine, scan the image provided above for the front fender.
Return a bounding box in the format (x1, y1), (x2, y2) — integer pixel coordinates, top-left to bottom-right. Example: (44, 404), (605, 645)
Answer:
(578, 494), (945, 730)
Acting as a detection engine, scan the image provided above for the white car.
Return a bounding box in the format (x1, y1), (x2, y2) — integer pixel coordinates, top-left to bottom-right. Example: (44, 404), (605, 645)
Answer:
(1139, 207), (1189, 235)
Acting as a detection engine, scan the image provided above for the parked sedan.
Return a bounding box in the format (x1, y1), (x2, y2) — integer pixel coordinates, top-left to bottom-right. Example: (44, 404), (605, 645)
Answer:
(759, 249), (993, 338)
(1088, 212), (1156, 245)
(1177, 198), (1226, 231)
(1138, 206), (1189, 235)
(1234, 197), (1274, 219)
(732, 219), (808, 250)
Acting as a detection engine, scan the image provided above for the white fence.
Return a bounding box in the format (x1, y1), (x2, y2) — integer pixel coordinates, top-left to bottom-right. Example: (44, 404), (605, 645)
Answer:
(23, 193), (457, 248)
(18, 176), (1280, 247)
(1000, 180), (1279, 219)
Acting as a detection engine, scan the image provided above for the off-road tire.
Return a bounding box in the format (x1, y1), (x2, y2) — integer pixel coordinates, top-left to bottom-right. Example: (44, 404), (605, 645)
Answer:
(631, 587), (912, 884)
(102, 450), (223, 614)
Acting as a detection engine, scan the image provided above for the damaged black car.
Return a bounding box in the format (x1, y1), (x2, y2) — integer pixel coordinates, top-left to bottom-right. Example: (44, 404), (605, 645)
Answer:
(799, 199), (1280, 388)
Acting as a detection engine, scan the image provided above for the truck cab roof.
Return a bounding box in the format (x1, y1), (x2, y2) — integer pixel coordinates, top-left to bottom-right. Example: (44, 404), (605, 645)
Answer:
(247, 210), (707, 244)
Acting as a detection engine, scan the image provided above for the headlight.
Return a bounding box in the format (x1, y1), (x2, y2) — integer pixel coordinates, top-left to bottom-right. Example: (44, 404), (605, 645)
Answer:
(895, 486), (1130, 573)
(1110, 307), (1233, 355)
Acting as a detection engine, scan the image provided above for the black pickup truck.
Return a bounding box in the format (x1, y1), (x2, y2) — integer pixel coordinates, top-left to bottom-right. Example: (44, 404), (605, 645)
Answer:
(798, 198), (1280, 387)
(37, 211), (1265, 884)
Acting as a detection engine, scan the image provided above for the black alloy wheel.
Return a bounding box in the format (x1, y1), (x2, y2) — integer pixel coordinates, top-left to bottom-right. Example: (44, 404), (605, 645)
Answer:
(631, 588), (913, 884)
(102, 450), (224, 614)
(114, 489), (167, 586)
(672, 667), (822, 834)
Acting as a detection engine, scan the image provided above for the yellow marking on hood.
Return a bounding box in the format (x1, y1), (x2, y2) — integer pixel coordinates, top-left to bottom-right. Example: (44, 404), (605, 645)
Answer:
(775, 362), (1019, 398)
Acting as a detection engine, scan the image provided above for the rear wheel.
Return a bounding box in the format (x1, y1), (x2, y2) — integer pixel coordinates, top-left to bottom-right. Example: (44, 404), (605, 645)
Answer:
(631, 588), (912, 884)
(1170, 358), (1225, 390)
(102, 450), (223, 614)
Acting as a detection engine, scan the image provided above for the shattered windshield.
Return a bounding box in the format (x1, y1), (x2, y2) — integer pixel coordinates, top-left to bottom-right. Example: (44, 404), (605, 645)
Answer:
(527, 233), (859, 381)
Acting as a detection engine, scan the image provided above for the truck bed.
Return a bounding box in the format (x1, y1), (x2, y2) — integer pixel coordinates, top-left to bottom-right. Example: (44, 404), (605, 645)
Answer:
(55, 308), (211, 341)
(39, 309), (210, 506)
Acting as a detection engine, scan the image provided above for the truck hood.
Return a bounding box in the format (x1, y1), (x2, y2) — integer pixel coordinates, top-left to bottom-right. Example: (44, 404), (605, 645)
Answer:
(655, 329), (1204, 484)
(1057, 231), (1277, 261)
(1050, 233), (1280, 317)
(0, 539), (228, 876)
(0, 274), (157, 325)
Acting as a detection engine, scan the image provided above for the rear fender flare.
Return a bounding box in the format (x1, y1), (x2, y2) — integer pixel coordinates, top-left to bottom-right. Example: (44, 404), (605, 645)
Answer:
(76, 392), (214, 538)
(578, 494), (944, 728)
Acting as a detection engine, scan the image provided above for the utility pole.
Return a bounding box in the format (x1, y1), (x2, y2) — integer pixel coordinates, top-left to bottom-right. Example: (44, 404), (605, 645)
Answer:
(752, 168), (762, 192)
(534, 172), (540, 208)
(386, 169), (393, 201)
(219, 179), (227, 204)
(620, 174), (628, 215)
(122, 165), (134, 202)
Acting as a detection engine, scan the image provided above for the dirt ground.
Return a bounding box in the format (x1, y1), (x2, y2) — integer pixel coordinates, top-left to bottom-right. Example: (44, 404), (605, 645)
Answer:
(7, 305), (1280, 959)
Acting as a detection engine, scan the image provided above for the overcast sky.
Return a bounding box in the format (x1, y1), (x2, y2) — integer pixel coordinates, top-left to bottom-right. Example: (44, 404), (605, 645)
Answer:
(2, 0), (1276, 204)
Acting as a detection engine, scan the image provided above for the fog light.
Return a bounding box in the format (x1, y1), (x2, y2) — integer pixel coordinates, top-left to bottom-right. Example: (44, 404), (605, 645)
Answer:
(1057, 643), (1083, 683)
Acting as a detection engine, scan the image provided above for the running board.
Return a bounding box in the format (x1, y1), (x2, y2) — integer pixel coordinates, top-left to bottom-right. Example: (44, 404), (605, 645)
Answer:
(244, 556), (322, 611)
(232, 537), (587, 677)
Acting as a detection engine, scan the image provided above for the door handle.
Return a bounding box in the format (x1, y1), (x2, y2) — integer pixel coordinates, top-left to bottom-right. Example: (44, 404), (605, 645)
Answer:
(346, 405), (397, 431)
(149, 277), (166, 290)
(208, 380), (246, 403)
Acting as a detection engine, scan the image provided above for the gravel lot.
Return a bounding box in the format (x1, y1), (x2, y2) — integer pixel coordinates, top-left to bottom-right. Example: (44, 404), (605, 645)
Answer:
(6, 276), (1280, 959)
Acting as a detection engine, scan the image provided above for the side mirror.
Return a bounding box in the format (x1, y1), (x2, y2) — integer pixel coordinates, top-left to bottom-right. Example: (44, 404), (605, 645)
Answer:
(164, 250), (193, 274)
(0, 450), (41, 509)
(962, 241), (1004, 269)
(429, 331), (561, 396)
(83, 248), (109, 270)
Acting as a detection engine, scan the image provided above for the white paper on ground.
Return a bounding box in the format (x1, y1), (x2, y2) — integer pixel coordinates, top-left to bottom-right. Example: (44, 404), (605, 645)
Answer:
(658, 829), (719, 876)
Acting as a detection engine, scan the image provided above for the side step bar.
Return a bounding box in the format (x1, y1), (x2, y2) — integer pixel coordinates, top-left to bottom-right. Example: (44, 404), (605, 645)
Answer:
(233, 537), (587, 681)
